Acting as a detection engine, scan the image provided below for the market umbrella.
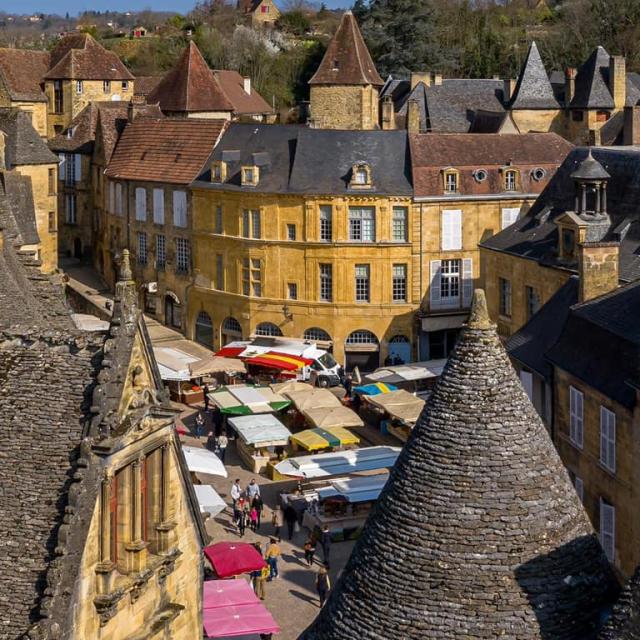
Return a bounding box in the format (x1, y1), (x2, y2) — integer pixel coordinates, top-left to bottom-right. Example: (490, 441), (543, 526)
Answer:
(204, 542), (266, 579)
(303, 405), (364, 429)
(353, 382), (398, 396)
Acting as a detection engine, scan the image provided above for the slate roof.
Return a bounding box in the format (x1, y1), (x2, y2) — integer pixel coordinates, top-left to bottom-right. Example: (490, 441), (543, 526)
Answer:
(481, 146), (640, 283)
(468, 109), (516, 133)
(105, 117), (226, 184)
(44, 33), (133, 81)
(0, 169), (40, 247)
(147, 41), (234, 113)
(300, 290), (618, 640)
(510, 41), (559, 110)
(194, 123), (412, 196)
(213, 70), (273, 115)
(0, 108), (58, 166)
(410, 132), (572, 197)
(599, 567), (640, 640)
(309, 10), (383, 87)
(0, 48), (49, 102)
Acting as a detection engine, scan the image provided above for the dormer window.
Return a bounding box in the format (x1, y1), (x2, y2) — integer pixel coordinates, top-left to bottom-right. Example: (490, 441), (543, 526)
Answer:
(242, 166), (259, 186)
(350, 163), (372, 189)
(504, 169), (518, 191)
(332, 59), (340, 71)
(531, 167), (546, 182)
(211, 161), (226, 183)
(443, 169), (459, 194)
(473, 169), (487, 183)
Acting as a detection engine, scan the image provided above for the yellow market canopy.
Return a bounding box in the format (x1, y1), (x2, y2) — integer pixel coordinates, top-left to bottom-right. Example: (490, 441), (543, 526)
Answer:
(303, 405), (364, 429)
(366, 389), (426, 424)
(290, 426), (360, 451)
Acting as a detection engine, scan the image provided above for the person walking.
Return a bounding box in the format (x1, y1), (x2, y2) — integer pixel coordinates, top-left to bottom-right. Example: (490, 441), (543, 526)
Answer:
(212, 405), (223, 437)
(203, 384), (210, 412)
(238, 503), (248, 537)
(246, 478), (260, 502)
(316, 566), (331, 607)
(254, 563), (269, 600)
(265, 537), (281, 580)
(216, 430), (228, 463)
(252, 494), (264, 530)
(304, 535), (317, 567)
(320, 525), (331, 568)
(271, 505), (283, 541)
(230, 479), (242, 511)
(249, 505), (258, 532)
(194, 412), (205, 438)
(284, 502), (297, 540)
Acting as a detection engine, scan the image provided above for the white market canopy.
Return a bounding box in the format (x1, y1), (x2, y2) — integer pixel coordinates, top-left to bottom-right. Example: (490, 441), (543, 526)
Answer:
(189, 356), (246, 378)
(154, 347), (200, 381)
(211, 385), (290, 415)
(363, 359), (448, 385)
(275, 445), (401, 479)
(228, 413), (292, 447)
(316, 473), (389, 504)
(183, 445), (228, 477)
(194, 484), (227, 517)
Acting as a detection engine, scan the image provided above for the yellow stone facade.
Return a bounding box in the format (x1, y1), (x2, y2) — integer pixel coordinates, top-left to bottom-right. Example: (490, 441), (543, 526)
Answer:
(310, 85), (380, 130)
(511, 108), (562, 135)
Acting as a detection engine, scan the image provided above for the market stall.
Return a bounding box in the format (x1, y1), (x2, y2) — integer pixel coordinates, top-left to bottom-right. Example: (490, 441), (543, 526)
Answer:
(194, 484), (227, 518)
(270, 380), (313, 395)
(365, 389), (427, 442)
(210, 385), (291, 416)
(203, 542), (266, 579)
(183, 445), (228, 478)
(153, 347), (204, 404)
(363, 359), (447, 393)
(284, 387), (342, 412)
(227, 414), (292, 473)
(303, 405), (364, 429)
(353, 382), (398, 396)
(189, 356), (246, 381)
(289, 426), (360, 453)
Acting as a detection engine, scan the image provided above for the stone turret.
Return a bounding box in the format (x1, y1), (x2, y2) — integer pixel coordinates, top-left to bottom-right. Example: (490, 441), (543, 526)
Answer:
(300, 289), (618, 640)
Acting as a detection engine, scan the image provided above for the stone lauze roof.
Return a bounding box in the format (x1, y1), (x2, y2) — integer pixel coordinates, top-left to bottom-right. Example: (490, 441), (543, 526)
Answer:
(0, 48), (49, 102)
(0, 108), (58, 166)
(510, 41), (559, 110)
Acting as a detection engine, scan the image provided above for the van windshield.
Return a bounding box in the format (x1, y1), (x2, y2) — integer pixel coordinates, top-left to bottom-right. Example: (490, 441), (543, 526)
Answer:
(318, 352), (337, 370)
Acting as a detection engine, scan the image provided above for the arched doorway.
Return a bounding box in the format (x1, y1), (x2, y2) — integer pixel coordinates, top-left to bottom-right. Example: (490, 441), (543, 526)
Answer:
(255, 322), (283, 337)
(387, 335), (411, 365)
(164, 292), (181, 329)
(303, 327), (333, 352)
(344, 330), (379, 373)
(221, 316), (242, 346)
(195, 311), (213, 349)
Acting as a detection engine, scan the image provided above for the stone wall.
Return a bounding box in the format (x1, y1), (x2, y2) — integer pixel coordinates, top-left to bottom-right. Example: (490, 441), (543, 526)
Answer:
(310, 85), (379, 130)
(578, 242), (619, 302)
(511, 109), (563, 134)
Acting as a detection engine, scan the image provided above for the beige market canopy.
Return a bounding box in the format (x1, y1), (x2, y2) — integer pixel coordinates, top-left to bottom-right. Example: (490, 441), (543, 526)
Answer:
(284, 388), (342, 413)
(303, 405), (364, 429)
(189, 356), (246, 378)
(270, 380), (313, 395)
(366, 389), (426, 424)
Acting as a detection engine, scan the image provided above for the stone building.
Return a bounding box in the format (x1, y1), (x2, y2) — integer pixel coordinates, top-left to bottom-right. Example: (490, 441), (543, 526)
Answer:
(300, 290), (618, 639)
(102, 117), (226, 332)
(309, 10), (383, 130)
(238, 0), (280, 27)
(0, 241), (206, 639)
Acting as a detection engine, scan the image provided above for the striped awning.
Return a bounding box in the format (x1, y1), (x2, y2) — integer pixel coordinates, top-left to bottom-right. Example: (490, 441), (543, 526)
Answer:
(247, 351), (313, 371)
(290, 426), (360, 451)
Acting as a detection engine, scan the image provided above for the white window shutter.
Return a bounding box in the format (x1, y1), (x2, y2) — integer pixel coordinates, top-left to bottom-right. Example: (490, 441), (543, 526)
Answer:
(430, 260), (442, 308)
(135, 188), (146, 221)
(501, 207), (520, 230)
(173, 190), (187, 227)
(442, 210), (462, 251)
(462, 258), (473, 307)
(58, 153), (66, 173)
(520, 370), (533, 401)
(600, 500), (615, 563)
(74, 154), (82, 182)
(153, 189), (164, 224)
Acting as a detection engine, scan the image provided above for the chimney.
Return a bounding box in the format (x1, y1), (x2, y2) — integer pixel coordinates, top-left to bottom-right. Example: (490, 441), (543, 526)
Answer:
(127, 99), (135, 123)
(623, 105), (640, 144)
(578, 242), (619, 302)
(433, 72), (443, 86)
(410, 72), (430, 89)
(407, 98), (420, 133)
(589, 128), (601, 146)
(565, 67), (576, 107)
(503, 78), (516, 102)
(609, 55), (626, 110)
(381, 95), (395, 130)
(243, 77), (251, 95)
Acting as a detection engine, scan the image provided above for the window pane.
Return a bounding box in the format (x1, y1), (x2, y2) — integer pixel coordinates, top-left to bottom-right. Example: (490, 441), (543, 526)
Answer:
(320, 205), (332, 241)
(355, 264), (370, 302)
(392, 207), (408, 242)
(440, 259), (461, 301)
(348, 207), (375, 242)
(392, 264), (407, 302)
(251, 210), (261, 239)
(320, 264), (332, 301)
(156, 235), (166, 268)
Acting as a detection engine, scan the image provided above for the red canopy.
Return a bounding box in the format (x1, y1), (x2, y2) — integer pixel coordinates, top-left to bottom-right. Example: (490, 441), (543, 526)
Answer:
(246, 351), (314, 372)
(215, 346), (246, 359)
(203, 603), (280, 638)
(204, 542), (266, 579)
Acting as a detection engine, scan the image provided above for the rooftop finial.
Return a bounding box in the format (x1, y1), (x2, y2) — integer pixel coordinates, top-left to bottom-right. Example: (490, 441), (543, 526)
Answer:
(467, 289), (494, 330)
(119, 249), (133, 282)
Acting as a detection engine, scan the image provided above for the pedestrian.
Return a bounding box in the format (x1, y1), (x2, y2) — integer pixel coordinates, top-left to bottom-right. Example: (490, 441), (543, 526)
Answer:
(344, 374), (353, 397)
(252, 494), (264, 530)
(237, 506), (247, 537)
(316, 566), (331, 607)
(212, 405), (223, 437)
(265, 537), (281, 580)
(246, 478), (261, 501)
(304, 535), (316, 566)
(216, 430), (228, 463)
(195, 412), (204, 438)
(203, 384), (210, 411)
(271, 505), (283, 541)
(230, 478), (242, 511)
(320, 525), (331, 568)
(254, 563), (269, 600)
(249, 505), (258, 532)
(284, 502), (297, 540)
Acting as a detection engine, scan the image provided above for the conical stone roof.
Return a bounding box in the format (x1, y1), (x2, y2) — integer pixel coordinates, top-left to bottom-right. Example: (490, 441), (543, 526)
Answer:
(510, 41), (559, 110)
(300, 290), (617, 640)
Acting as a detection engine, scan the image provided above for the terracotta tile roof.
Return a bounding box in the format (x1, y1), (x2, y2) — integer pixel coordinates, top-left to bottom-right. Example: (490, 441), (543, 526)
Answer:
(105, 118), (226, 184)
(134, 75), (162, 97)
(43, 33), (133, 81)
(309, 10), (383, 87)
(213, 70), (272, 115)
(409, 132), (573, 197)
(148, 41), (234, 113)
(0, 48), (49, 102)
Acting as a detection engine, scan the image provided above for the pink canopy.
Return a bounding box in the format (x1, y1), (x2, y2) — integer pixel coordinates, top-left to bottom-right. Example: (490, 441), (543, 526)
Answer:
(204, 542), (266, 579)
(203, 579), (259, 609)
(203, 603), (280, 638)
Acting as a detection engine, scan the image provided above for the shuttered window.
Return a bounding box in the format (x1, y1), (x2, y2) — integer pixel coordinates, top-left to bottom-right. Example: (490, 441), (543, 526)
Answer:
(501, 207), (520, 230)
(569, 386), (584, 448)
(600, 406), (616, 473)
(599, 500), (615, 563)
(135, 188), (147, 221)
(172, 190), (187, 228)
(441, 209), (462, 251)
(153, 189), (164, 224)
(430, 258), (472, 309)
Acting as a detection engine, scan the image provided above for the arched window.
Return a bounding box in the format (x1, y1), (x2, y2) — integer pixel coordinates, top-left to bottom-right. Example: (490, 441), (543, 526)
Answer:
(195, 311), (213, 348)
(345, 330), (379, 346)
(351, 163), (372, 188)
(222, 317), (242, 334)
(255, 322), (283, 337)
(389, 335), (409, 344)
(304, 327), (331, 343)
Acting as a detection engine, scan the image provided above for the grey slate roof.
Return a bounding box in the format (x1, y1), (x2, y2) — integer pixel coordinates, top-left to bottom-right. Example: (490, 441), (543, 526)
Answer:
(599, 567), (640, 640)
(0, 108), (58, 167)
(571, 149), (611, 179)
(481, 146), (640, 283)
(510, 41), (560, 110)
(570, 46), (625, 110)
(0, 170), (40, 247)
(194, 123), (412, 196)
(301, 290), (618, 640)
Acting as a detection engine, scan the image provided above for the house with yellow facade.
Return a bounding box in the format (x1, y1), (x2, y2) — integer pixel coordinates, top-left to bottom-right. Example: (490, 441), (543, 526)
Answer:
(239, 0), (280, 27)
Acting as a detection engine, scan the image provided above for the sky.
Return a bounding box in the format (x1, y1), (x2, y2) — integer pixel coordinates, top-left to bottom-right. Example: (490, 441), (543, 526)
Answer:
(7, 0), (350, 15)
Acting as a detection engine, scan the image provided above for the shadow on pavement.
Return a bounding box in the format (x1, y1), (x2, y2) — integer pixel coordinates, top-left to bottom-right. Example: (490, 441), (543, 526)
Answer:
(289, 589), (318, 606)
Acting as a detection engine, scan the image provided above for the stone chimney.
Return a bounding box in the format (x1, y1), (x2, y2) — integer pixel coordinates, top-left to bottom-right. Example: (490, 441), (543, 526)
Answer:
(609, 55), (626, 110)
(243, 77), (251, 95)
(589, 128), (602, 146)
(127, 99), (135, 123)
(381, 95), (395, 130)
(623, 106), (640, 144)
(503, 78), (516, 102)
(565, 67), (576, 107)
(578, 242), (619, 302)
(410, 72), (430, 89)
(407, 99), (420, 133)
(433, 72), (443, 86)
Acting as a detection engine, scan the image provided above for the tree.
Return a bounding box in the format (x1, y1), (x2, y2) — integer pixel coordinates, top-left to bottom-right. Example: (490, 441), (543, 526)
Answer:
(276, 10), (312, 36)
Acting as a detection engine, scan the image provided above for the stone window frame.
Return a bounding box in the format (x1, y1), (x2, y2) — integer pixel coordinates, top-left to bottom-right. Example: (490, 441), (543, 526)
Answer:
(498, 276), (512, 317)
(319, 205), (333, 242)
(287, 223), (296, 241)
(525, 285), (540, 320)
(442, 168), (460, 194)
(501, 167), (520, 192)
(350, 163), (373, 189)
(103, 80), (111, 94)
(392, 263), (407, 303)
(392, 206), (409, 242)
(287, 281), (298, 300)
(175, 237), (191, 274)
(319, 263), (333, 302)
(569, 385), (584, 449)
(76, 80), (83, 95)
(242, 257), (263, 297)
(241, 165), (259, 186)
(354, 264), (370, 303)
(211, 161), (227, 183)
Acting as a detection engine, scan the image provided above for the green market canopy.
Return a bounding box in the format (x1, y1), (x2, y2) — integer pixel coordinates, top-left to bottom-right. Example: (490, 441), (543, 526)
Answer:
(209, 384), (291, 415)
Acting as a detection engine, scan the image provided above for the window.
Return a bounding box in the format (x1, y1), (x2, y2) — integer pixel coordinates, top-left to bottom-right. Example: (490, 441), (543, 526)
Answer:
(430, 258), (472, 309)
(319, 264), (332, 302)
(352, 164), (370, 186)
(122, 81), (129, 91)
(251, 210), (261, 239)
(345, 330), (378, 346)
(526, 286), (540, 320)
(519, 370), (533, 401)
(175, 238), (190, 273)
(532, 167), (546, 182)
(222, 316), (242, 335)
(501, 207), (520, 230)
(76, 80), (83, 94)
(211, 162), (226, 183)
(288, 282), (297, 300)
(215, 206), (223, 234)
(195, 311), (213, 349)
(304, 327), (331, 343)
(215, 254), (224, 290)
(156, 235), (166, 269)
(355, 264), (370, 302)
(65, 194), (77, 224)
(48, 168), (56, 195)
(135, 187), (147, 221)
(242, 258), (262, 297)
(242, 166), (258, 185)
(255, 322), (282, 336)
(320, 205), (332, 241)
(287, 224), (296, 241)
(54, 80), (63, 113)
(48, 212), (56, 232)
(600, 500), (615, 563)
(103, 80), (111, 93)
(473, 169), (488, 183)
(504, 170), (517, 191)
(115, 183), (123, 216)
(444, 170), (458, 193)
(153, 189), (164, 224)
(574, 476), (584, 504)
(600, 406), (616, 473)
(562, 227), (575, 258)
(137, 231), (147, 265)
(109, 181), (115, 214)
(173, 191), (187, 228)
(441, 209), (462, 251)
(569, 386), (584, 448)
(392, 207), (408, 242)
(62, 153), (81, 185)
(242, 210), (261, 239)
(348, 207), (375, 242)
(596, 110), (610, 123)
(392, 264), (407, 302)
(499, 277), (512, 317)
(441, 259), (461, 302)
